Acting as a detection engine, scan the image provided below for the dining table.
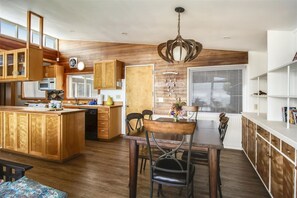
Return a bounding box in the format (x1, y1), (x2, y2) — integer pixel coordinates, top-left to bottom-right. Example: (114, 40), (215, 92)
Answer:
(124, 117), (224, 198)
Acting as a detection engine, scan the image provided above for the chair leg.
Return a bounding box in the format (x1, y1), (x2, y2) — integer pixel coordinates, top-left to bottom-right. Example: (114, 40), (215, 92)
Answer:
(143, 159), (147, 172)
(150, 181), (154, 198)
(140, 159), (144, 174)
(191, 178), (194, 198)
(157, 184), (164, 197)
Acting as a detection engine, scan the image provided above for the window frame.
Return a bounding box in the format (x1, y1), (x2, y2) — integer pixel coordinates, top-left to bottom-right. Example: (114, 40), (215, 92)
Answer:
(66, 73), (95, 99)
(187, 65), (246, 115)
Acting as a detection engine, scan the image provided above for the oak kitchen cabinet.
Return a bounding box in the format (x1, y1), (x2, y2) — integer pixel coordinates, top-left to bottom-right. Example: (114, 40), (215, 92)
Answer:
(242, 113), (296, 197)
(0, 112), (2, 147)
(0, 47), (43, 82)
(0, 52), (4, 79)
(93, 60), (124, 89)
(3, 112), (28, 153)
(0, 107), (85, 162)
(29, 114), (61, 160)
(43, 64), (64, 90)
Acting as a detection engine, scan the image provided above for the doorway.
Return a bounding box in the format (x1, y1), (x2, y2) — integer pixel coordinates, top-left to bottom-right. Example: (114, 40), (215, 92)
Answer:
(125, 65), (154, 128)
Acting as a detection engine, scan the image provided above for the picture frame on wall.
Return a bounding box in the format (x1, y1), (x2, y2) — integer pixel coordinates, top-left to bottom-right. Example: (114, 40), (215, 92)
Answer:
(293, 52), (297, 61)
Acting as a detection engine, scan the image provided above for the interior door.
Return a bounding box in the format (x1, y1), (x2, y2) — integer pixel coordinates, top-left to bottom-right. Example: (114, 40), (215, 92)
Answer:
(126, 65), (153, 117)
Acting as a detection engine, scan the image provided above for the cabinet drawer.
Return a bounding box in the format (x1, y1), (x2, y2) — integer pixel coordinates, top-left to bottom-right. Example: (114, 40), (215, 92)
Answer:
(98, 120), (109, 128)
(98, 113), (109, 120)
(257, 126), (269, 141)
(282, 141), (295, 161)
(98, 108), (109, 113)
(98, 128), (109, 138)
(271, 134), (280, 149)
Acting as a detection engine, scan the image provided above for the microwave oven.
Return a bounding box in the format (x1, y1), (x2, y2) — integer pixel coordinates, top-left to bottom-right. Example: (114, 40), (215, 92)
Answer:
(38, 78), (56, 90)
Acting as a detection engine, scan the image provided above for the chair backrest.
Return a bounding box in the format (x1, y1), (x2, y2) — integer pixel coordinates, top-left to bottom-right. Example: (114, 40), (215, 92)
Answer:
(219, 112), (226, 122)
(182, 106), (199, 120)
(126, 113), (143, 135)
(144, 119), (196, 184)
(219, 116), (229, 142)
(142, 109), (153, 120)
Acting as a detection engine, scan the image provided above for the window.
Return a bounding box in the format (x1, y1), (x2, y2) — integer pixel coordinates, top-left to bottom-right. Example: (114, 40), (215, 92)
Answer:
(18, 27), (27, 40)
(31, 31), (40, 45)
(67, 74), (96, 98)
(44, 35), (56, 49)
(189, 66), (243, 114)
(22, 81), (46, 99)
(0, 20), (16, 37)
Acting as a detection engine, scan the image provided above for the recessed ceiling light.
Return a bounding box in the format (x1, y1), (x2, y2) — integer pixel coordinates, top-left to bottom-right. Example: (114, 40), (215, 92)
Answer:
(121, 32), (128, 36)
(223, 36), (231, 39)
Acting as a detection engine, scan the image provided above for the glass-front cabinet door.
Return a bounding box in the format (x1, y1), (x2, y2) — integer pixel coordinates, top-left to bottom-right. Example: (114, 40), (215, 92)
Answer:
(5, 51), (14, 78)
(16, 50), (26, 77)
(0, 52), (4, 78)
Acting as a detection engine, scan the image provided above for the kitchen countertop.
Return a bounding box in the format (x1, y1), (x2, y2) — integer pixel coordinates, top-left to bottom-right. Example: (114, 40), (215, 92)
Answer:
(63, 104), (123, 109)
(0, 106), (86, 115)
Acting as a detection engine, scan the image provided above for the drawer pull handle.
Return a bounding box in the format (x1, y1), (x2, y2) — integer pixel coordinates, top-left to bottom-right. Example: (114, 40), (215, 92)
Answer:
(287, 150), (291, 154)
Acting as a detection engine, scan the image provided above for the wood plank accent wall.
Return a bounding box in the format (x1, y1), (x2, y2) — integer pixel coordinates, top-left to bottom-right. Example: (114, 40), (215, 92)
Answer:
(61, 40), (248, 115)
(0, 35), (58, 61)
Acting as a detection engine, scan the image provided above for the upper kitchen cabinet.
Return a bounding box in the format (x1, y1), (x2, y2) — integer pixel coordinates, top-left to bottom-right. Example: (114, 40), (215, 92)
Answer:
(0, 47), (43, 82)
(0, 52), (4, 79)
(43, 64), (64, 90)
(93, 60), (124, 89)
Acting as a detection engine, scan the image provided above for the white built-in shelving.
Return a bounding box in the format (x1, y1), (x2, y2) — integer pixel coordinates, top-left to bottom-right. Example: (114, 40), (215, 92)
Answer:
(250, 72), (268, 116)
(267, 60), (297, 128)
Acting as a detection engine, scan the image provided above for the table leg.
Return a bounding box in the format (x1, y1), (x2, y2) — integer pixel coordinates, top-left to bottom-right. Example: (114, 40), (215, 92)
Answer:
(129, 139), (139, 198)
(208, 148), (218, 198)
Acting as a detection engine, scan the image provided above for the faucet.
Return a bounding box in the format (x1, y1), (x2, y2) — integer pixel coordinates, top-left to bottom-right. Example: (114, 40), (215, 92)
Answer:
(74, 97), (79, 105)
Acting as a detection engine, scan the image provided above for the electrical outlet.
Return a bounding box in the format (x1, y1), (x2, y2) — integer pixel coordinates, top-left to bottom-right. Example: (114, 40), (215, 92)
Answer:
(254, 104), (258, 110)
(158, 97), (164, 102)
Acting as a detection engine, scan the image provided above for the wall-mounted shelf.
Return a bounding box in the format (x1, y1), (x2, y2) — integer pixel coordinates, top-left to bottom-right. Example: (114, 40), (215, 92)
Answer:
(268, 60), (297, 72)
(250, 94), (267, 98)
(250, 72), (267, 80)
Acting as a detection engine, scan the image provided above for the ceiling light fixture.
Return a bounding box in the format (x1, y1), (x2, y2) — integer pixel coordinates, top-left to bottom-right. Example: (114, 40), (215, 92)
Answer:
(157, 7), (203, 63)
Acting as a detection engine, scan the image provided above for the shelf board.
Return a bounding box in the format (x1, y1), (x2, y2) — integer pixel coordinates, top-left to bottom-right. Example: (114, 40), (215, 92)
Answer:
(268, 95), (297, 99)
(250, 94), (267, 98)
(268, 60), (297, 72)
(250, 72), (267, 80)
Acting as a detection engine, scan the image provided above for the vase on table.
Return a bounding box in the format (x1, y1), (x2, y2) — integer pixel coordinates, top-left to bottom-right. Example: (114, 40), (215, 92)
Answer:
(173, 115), (179, 122)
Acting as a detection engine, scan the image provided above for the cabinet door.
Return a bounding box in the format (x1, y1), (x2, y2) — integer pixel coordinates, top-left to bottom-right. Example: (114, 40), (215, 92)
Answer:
(271, 147), (294, 198)
(43, 65), (55, 78)
(0, 53), (4, 78)
(242, 117), (248, 153)
(94, 62), (104, 88)
(5, 51), (15, 78)
(0, 112), (2, 148)
(16, 113), (28, 153)
(15, 49), (26, 77)
(44, 115), (60, 160)
(29, 114), (44, 157)
(247, 121), (256, 165)
(256, 135), (269, 188)
(3, 112), (16, 150)
(104, 61), (115, 88)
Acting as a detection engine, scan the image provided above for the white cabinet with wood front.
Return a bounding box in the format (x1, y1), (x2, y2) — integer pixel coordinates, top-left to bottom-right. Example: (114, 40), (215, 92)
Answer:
(93, 60), (124, 89)
(0, 47), (43, 82)
(242, 113), (297, 197)
(0, 107), (85, 162)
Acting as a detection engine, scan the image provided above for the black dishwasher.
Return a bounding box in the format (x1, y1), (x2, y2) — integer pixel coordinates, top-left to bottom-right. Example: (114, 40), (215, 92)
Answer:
(85, 109), (98, 140)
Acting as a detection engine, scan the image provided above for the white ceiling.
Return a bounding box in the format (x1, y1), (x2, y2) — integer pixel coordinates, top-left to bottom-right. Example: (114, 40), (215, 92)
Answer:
(0, 0), (297, 52)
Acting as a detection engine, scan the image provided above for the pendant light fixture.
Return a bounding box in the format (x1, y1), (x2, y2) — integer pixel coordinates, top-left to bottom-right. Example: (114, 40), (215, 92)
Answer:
(157, 7), (203, 63)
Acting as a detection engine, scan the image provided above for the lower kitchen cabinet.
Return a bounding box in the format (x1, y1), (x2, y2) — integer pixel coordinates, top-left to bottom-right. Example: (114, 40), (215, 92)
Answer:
(256, 135), (270, 188)
(0, 112), (2, 147)
(0, 109), (85, 162)
(247, 119), (256, 166)
(3, 112), (28, 153)
(29, 114), (60, 160)
(97, 106), (122, 140)
(242, 114), (296, 198)
(242, 116), (248, 153)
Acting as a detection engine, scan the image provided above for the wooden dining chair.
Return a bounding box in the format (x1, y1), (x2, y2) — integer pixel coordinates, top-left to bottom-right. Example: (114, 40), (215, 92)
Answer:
(182, 115), (229, 198)
(142, 109), (153, 120)
(144, 119), (196, 197)
(182, 106), (199, 120)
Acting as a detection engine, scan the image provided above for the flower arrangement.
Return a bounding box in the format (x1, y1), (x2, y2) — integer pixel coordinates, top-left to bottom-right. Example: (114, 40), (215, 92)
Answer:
(169, 98), (186, 121)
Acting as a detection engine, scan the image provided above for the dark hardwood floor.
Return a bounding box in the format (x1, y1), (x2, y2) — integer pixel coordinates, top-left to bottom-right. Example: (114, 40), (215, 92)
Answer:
(0, 138), (270, 197)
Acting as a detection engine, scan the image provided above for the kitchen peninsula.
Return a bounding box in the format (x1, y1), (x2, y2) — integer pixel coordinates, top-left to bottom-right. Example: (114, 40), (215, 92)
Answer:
(0, 106), (85, 162)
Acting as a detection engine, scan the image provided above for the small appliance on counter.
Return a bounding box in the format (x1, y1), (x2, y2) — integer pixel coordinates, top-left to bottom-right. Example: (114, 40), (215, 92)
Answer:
(48, 100), (62, 110)
(97, 94), (104, 105)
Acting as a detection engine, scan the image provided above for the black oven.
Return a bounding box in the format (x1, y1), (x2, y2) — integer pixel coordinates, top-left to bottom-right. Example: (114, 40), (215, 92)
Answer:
(84, 109), (98, 140)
